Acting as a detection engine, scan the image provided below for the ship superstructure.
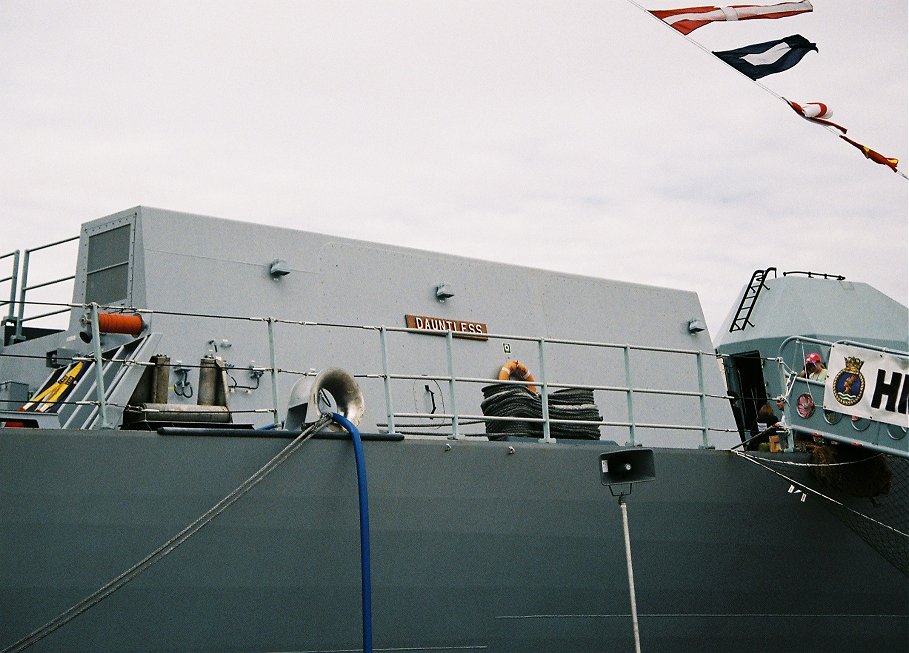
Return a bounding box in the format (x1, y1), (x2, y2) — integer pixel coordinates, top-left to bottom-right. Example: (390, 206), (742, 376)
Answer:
(1, 207), (906, 652)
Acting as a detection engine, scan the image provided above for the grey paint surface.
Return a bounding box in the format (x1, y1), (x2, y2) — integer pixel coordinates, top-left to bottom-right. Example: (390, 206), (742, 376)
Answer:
(1, 429), (906, 652)
(715, 275), (909, 355)
(31, 206), (737, 447)
(2, 208), (907, 652)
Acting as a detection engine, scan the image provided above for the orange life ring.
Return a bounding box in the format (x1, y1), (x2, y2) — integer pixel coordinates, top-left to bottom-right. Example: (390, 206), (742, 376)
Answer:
(498, 360), (538, 394)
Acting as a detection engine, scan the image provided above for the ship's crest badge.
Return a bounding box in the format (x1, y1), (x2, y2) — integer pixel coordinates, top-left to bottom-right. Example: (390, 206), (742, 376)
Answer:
(832, 357), (865, 407)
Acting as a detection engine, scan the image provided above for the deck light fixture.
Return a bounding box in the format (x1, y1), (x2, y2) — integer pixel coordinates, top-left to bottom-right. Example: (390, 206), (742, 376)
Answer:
(435, 283), (454, 301)
(269, 259), (291, 278)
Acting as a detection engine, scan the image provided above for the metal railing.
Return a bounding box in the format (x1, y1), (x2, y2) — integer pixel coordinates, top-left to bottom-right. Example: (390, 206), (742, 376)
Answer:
(776, 336), (909, 458)
(1, 250), (20, 329)
(1, 301), (734, 447)
(6, 236), (79, 342)
(364, 325), (722, 447)
(781, 270), (846, 280)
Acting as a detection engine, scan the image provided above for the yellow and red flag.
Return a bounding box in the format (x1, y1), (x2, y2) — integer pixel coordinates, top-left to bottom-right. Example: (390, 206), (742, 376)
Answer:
(840, 135), (899, 172)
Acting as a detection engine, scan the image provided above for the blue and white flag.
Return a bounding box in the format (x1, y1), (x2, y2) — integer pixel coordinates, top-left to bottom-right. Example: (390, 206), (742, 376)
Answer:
(713, 34), (817, 79)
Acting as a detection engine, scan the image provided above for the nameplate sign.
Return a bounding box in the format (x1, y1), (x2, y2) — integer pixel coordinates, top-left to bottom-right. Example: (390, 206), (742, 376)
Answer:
(405, 314), (489, 340)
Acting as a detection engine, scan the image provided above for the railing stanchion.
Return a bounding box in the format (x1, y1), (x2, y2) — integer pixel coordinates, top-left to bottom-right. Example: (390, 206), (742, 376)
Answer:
(266, 317), (280, 425)
(13, 250), (30, 342)
(89, 303), (113, 429)
(624, 345), (636, 446)
(539, 338), (552, 443)
(380, 326), (395, 435)
(446, 331), (461, 439)
(697, 351), (710, 449)
(2, 250), (20, 326)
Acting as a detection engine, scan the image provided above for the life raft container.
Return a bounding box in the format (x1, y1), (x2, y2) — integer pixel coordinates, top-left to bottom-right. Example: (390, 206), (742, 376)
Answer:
(498, 359), (538, 394)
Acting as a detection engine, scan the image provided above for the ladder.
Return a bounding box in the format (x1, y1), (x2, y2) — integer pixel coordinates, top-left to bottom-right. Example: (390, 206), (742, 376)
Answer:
(729, 267), (776, 332)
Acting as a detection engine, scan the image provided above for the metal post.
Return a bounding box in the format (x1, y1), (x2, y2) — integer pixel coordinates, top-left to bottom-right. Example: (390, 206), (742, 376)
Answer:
(696, 351), (710, 449)
(266, 317), (280, 426)
(3, 250), (19, 324)
(539, 338), (552, 443)
(13, 250), (30, 342)
(619, 494), (642, 653)
(379, 326), (395, 435)
(774, 356), (794, 452)
(89, 303), (112, 429)
(445, 331), (461, 439)
(10, 235), (79, 342)
(624, 346), (636, 446)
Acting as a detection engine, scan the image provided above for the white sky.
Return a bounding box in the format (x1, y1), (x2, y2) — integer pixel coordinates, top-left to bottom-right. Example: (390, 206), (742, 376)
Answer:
(1, 0), (906, 336)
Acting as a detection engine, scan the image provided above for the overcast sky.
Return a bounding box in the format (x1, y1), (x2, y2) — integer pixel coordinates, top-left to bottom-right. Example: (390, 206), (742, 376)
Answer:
(1, 0), (906, 336)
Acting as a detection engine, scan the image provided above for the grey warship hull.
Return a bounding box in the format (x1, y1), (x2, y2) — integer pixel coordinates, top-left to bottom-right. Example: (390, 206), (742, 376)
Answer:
(2, 428), (906, 653)
(1, 207), (907, 652)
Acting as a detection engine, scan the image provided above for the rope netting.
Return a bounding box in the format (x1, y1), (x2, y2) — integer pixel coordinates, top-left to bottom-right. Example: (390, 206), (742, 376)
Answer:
(739, 445), (908, 577)
(806, 446), (909, 577)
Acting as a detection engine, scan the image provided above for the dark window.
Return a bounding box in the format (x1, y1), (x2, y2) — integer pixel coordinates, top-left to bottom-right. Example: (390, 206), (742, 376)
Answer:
(86, 225), (131, 305)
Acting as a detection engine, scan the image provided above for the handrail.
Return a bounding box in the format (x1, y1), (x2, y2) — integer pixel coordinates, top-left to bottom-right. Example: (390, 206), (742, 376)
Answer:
(10, 235), (78, 342)
(776, 336), (908, 458)
(0, 300), (732, 446)
(777, 335), (834, 377)
(774, 335), (908, 378)
(1, 251), (20, 348)
(782, 270), (846, 280)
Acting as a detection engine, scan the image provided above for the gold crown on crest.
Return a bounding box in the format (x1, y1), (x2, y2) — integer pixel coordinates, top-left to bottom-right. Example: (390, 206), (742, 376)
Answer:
(843, 356), (864, 372)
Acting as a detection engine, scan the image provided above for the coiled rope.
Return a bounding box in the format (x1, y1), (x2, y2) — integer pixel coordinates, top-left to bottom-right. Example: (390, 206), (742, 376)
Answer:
(1, 414), (332, 653)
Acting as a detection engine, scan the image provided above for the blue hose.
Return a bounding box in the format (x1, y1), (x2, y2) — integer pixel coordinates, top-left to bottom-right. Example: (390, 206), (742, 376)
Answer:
(329, 412), (373, 653)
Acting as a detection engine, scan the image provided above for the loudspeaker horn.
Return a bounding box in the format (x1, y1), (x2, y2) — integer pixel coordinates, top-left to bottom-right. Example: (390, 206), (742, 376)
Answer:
(600, 449), (656, 488)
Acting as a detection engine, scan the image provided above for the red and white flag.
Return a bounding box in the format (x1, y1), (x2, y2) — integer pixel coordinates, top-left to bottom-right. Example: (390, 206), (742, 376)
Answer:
(651, 2), (813, 35)
(786, 100), (847, 133)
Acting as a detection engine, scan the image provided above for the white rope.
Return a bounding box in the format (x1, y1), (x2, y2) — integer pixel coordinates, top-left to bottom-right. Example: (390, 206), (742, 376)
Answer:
(737, 450), (886, 468)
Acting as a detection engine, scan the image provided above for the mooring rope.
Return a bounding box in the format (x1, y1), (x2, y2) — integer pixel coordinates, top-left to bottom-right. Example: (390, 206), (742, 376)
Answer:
(736, 449), (887, 468)
(1, 414), (332, 653)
